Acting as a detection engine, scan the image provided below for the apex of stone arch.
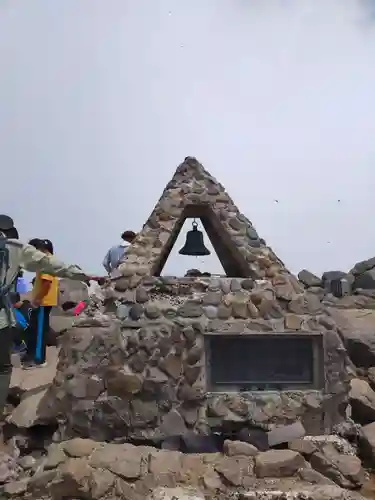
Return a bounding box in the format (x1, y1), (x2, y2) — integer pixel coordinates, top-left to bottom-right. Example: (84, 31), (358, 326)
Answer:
(117, 157), (295, 285)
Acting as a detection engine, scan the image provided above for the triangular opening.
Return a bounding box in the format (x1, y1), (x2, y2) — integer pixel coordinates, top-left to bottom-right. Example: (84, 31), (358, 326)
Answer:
(119, 157), (289, 285)
(162, 217), (226, 277)
(152, 205), (255, 278)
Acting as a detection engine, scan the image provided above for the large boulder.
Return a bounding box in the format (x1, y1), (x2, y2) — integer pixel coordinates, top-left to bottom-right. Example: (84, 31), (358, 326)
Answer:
(327, 308), (375, 368)
(359, 421), (375, 466)
(298, 270), (322, 288)
(351, 257), (375, 277)
(309, 444), (365, 489)
(353, 269), (375, 291)
(349, 378), (375, 425)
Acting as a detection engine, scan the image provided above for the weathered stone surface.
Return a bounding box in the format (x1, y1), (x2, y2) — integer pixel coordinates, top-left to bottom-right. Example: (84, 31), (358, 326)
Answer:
(223, 440), (258, 457)
(349, 378), (375, 425)
(298, 270), (322, 288)
(310, 444), (365, 489)
(147, 487), (205, 500)
(289, 438), (318, 457)
(0, 452), (20, 484)
(3, 478), (28, 496)
(255, 450), (304, 478)
(63, 438), (98, 458)
(328, 308), (375, 368)
(214, 455), (254, 487)
(359, 421), (375, 466)
(7, 388), (49, 428)
(353, 268), (375, 290)
(267, 421), (306, 447)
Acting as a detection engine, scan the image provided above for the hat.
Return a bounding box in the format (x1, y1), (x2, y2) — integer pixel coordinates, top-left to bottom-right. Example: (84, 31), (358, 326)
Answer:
(0, 215), (14, 231)
(0, 215), (18, 239)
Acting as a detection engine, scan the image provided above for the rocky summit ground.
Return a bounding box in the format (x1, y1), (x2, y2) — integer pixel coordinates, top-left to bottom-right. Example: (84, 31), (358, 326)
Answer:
(0, 345), (370, 500)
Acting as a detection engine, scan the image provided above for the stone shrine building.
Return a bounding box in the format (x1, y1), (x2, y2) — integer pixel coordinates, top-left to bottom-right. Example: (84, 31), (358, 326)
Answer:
(47, 157), (350, 443)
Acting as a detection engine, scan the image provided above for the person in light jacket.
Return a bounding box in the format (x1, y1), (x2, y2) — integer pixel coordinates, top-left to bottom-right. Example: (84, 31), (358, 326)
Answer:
(102, 230), (137, 275)
(0, 214), (104, 415)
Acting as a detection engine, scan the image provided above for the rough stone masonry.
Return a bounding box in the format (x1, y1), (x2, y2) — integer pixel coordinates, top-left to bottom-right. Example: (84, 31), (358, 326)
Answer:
(39, 157), (351, 443)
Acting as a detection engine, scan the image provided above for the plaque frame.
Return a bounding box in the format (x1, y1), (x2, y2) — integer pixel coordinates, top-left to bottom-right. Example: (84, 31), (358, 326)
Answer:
(204, 331), (324, 392)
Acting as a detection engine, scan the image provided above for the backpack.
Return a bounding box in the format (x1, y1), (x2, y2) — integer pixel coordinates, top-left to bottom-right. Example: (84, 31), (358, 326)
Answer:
(0, 232), (15, 318)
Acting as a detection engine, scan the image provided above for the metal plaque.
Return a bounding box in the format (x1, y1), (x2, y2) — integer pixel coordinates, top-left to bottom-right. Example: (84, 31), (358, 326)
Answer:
(206, 334), (316, 391)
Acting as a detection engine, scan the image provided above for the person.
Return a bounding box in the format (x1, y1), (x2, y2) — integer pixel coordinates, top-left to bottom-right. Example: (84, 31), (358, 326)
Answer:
(24, 238), (59, 368)
(102, 230), (137, 275)
(0, 214), (104, 415)
(10, 292), (30, 356)
(15, 270), (28, 295)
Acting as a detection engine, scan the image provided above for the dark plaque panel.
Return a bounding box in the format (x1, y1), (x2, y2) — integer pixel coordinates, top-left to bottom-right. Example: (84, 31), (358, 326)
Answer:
(207, 335), (314, 390)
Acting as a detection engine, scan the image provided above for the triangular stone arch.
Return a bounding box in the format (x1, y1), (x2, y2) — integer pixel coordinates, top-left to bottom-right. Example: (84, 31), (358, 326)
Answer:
(118, 157), (290, 282)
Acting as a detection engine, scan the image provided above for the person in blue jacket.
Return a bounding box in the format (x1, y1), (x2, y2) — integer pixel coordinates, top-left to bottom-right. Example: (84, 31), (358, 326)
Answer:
(10, 292), (30, 356)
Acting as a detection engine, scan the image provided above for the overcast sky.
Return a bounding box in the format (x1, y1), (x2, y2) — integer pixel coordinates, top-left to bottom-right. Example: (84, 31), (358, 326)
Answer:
(1, 0), (375, 278)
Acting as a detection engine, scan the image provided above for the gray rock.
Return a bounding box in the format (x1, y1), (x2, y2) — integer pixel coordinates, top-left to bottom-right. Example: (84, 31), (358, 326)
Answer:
(241, 279), (254, 290)
(136, 286), (149, 303)
(147, 487), (205, 500)
(0, 452), (20, 484)
(360, 421), (375, 466)
(327, 308), (375, 369)
(349, 378), (375, 425)
(160, 410), (187, 437)
(223, 440), (258, 457)
(8, 388), (49, 428)
(203, 306), (217, 319)
(310, 444), (365, 489)
(129, 304), (144, 320)
(289, 438), (317, 457)
(267, 421), (306, 447)
(353, 269), (375, 290)
(351, 256), (375, 276)
(255, 449), (304, 478)
(202, 292), (222, 306)
(144, 303), (162, 319)
(298, 269), (322, 288)
(178, 302), (203, 318)
(247, 227), (259, 240)
(116, 304), (129, 319)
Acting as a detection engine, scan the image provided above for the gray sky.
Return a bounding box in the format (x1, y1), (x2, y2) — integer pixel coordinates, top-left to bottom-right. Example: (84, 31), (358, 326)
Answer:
(1, 0), (375, 278)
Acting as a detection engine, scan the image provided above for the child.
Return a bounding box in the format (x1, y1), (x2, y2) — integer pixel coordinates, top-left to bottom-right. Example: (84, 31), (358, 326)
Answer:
(24, 238), (59, 369)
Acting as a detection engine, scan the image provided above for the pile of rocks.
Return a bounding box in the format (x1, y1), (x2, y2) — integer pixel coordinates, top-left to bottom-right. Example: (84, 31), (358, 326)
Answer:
(298, 255), (375, 309)
(2, 157), (375, 499)
(0, 430), (370, 499)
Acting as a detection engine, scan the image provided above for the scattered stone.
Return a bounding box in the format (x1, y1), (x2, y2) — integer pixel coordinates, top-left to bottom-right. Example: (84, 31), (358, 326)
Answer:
(298, 270), (322, 288)
(289, 438), (317, 457)
(63, 438), (98, 458)
(310, 444), (365, 489)
(349, 378), (375, 425)
(255, 450), (304, 478)
(328, 308), (375, 369)
(3, 478), (28, 497)
(359, 421), (375, 466)
(223, 440), (258, 457)
(267, 422), (306, 447)
(0, 452), (20, 484)
(147, 487), (205, 500)
(7, 388), (49, 428)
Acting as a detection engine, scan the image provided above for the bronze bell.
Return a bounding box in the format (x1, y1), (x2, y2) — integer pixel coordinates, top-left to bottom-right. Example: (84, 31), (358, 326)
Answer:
(179, 220), (211, 256)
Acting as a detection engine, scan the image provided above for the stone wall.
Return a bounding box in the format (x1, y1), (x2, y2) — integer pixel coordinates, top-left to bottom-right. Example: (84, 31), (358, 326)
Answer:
(40, 274), (350, 442)
(38, 157), (351, 443)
